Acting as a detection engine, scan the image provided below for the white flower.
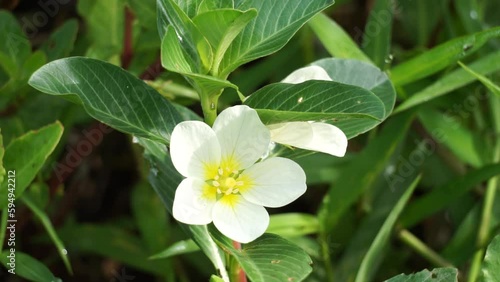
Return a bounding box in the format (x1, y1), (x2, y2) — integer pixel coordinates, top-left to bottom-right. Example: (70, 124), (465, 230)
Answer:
(170, 105), (306, 243)
(266, 66), (348, 157)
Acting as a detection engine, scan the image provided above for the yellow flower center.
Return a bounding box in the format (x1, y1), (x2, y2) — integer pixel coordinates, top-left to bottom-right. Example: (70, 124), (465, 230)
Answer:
(211, 166), (244, 196)
(204, 159), (252, 202)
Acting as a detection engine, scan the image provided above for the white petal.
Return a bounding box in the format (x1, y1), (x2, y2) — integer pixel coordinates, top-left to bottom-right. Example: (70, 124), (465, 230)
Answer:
(172, 178), (216, 225)
(267, 122), (313, 146)
(269, 122), (348, 157)
(213, 105), (270, 170)
(239, 157), (306, 208)
(212, 195), (269, 243)
(307, 123), (348, 157)
(282, 65), (332, 84)
(170, 121), (221, 178)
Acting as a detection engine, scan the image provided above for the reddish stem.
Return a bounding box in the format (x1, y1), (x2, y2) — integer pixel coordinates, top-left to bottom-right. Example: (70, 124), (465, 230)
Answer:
(232, 241), (247, 282)
(121, 7), (134, 69)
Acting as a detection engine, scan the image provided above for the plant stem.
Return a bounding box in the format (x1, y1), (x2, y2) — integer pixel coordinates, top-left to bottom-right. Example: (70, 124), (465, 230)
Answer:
(468, 94), (500, 282)
(320, 233), (335, 282)
(200, 91), (219, 126)
(397, 229), (454, 267)
(230, 241), (247, 282)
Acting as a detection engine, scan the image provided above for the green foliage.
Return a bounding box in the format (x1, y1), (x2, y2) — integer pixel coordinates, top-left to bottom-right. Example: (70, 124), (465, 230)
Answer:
(385, 268), (458, 282)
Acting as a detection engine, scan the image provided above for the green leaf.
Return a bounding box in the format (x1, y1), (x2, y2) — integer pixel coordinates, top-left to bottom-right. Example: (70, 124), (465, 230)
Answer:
(390, 26), (500, 87)
(481, 235), (500, 282)
(397, 0), (442, 47)
(157, 0), (205, 38)
(318, 112), (413, 233)
(0, 121), (63, 203)
(267, 213), (319, 237)
(131, 182), (168, 253)
(308, 13), (372, 63)
(198, 0), (234, 13)
(210, 275), (226, 282)
(400, 164), (500, 228)
(21, 195), (72, 274)
(192, 8), (257, 75)
(244, 80), (385, 124)
(211, 230), (313, 282)
(0, 251), (59, 282)
(313, 58), (396, 138)
(126, 0), (156, 28)
(0, 10), (31, 74)
(362, 0), (393, 68)
(58, 224), (171, 277)
(161, 26), (239, 95)
(393, 51), (500, 114)
(157, 0), (213, 73)
(458, 61), (500, 96)
(355, 175), (420, 282)
(77, 0), (124, 59)
(384, 268), (458, 282)
(138, 138), (228, 277)
(29, 57), (182, 144)
(149, 239), (200, 259)
(418, 108), (484, 167)
(217, 0), (334, 77)
(40, 20), (79, 62)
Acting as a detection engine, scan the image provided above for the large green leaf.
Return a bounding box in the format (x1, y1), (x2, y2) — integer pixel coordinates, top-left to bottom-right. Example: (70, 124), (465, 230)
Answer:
(481, 235), (500, 282)
(308, 13), (372, 63)
(313, 58), (396, 138)
(393, 51), (500, 114)
(318, 112), (413, 233)
(384, 268), (458, 282)
(0, 121), (63, 204)
(355, 176), (420, 282)
(138, 137), (228, 279)
(390, 26), (500, 87)
(216, 0), (334, 77)
(29, 57), (182, 144)
(211, 229), (313, 282)
(39, 20), (79, 62)
(0, 251), (60, 282)
(244, 80), (385, 125)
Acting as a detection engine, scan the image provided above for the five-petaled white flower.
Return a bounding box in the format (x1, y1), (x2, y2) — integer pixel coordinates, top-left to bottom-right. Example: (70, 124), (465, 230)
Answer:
(170, 105), (306, 243)
(266, 65), (348, 157)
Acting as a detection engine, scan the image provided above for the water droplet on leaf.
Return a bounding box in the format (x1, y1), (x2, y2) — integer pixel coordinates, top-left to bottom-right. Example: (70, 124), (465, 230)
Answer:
(297, 97), (304, 103)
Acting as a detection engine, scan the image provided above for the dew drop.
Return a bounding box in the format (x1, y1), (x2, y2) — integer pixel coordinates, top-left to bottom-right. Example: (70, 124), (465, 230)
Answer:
(210, 102), (215, 109)
(297, 97), (304, 103)
(62, 249), (68, 255)
(470, 10), (478, 19)
(357, 100), (361, 104)
(132, 136), (139, 143)
(384, 54), (394, 64)
(151, 167), (159, 176)
(463, 44), (473, 52)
